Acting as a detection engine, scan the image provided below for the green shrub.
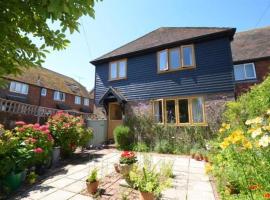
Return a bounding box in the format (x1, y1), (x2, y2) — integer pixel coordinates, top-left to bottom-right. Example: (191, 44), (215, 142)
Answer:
(78, 128), (93, 147)
(154, 140), (174, 154)
(131, 142), (149, 152)
(113, 125), (132, 150)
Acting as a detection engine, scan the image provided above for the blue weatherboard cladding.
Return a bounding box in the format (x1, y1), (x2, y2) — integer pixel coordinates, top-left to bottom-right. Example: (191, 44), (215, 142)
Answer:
(95, 37), (234, 105)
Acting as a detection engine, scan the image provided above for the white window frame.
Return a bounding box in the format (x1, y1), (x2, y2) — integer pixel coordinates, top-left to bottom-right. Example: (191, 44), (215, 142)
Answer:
(53, 91), (65, 101)
(9, 81), (29, 95)
(75, 96), (81, 105)
(109, 59), (127, 81)
(234, 63), (256, 81)
(84, 98), (90, 106)
(41, 88), (47, 96)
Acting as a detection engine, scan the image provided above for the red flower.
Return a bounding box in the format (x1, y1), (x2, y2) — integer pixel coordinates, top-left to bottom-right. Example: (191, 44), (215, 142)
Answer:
(264, 193), (270, 199)
(248, 185), (260, 190)
(15, 121), (26, 126)
(121, 151), (135, 159)
(34, 147), (43, 154)
(47, 134), (53, 141)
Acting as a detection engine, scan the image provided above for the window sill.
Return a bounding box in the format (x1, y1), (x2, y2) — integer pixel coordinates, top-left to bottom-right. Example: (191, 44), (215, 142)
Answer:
(108, 77), (127, 81)
(155, 122), (208, 127)
(54, 99), (65, 102)
(235, 79), (257, 84)
(158, 66), (196, 74)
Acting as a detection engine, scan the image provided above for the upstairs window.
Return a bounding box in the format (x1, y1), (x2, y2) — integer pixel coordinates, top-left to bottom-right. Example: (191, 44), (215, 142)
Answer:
(41, 88), (47, 96)
(75, 96), (81, 105)
(84, 98), (90, 106)
(234, 63), (256, 81)
(158, 44), (195, 72)
(9, 81), (29, 95)
(53, 91), (65, 101)
(109, 59), (127, 80)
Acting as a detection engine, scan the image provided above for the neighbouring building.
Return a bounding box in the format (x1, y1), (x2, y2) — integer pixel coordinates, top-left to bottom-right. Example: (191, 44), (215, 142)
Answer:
(0, 67), (94, 113)
(91, 27), (237, 139)
(231, 26), (270, 96)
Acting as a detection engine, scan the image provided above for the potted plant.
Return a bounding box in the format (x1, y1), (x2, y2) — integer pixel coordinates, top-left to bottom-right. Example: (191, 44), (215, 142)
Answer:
(119, 151), (137, 177)
(27, 172), (38, 184)
(129, 164), (171, 200)
(86, 168), (99, 195)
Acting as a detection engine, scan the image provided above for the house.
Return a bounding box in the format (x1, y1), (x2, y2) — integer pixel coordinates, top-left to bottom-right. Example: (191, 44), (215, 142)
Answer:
(91, 27), (237, 139)
(231, 26), (270, 96)
(1, 67), (94, 113)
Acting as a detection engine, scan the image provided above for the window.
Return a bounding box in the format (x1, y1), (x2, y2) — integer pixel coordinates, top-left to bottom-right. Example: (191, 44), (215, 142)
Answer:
(53, 91), (65, 101)
(234, 63), (256, 81)
(153, 100), (163, 123)
(109, 59), (127, 80)
(182, 45), (195, 67)
(179, 99), (189, 123)
(75, 96), (81, 105)
(169, 48), (181, 70)
(158, 44), (195, 73)
(165, 100), (176, 124)
(84, 98), (90, 106)
(158, 50), (168, 71)
(9, 81), (29, 95)
(152, 96), (205, 125)
(41, 88), (47, 96)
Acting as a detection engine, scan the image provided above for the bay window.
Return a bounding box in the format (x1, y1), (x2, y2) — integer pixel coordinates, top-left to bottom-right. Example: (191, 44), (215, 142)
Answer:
(152, 96), (205, 125)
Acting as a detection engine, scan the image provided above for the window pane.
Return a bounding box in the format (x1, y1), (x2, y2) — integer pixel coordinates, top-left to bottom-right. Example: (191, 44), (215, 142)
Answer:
(41, 88), (47, 96)
(169, 48), (181, 69)
(183, 46), (194, 66)
(179, 99), (189, 123)
(84, 98), (89, 106)
(192, 97), (204, 123)
(54, 91), (59, 100)
(166, 100), (176, 123)
(75, 96), (81, 104)
(154, 101), (163, 123)
(10, 82), (16, 92)
(245, 63), (256, 79)
(22, 84), (28, 94)
(158, 50), (168, 71)
(110, 104), (122, 120)
(15, 83), (21, 93)
(234, 65), (245, 80)
(119, 60), (126, 78)
(110, 62), (117, 79)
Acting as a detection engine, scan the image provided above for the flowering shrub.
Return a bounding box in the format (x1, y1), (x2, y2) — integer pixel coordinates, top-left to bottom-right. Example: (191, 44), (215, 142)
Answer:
(48, 111), (93, 156)
(119, 151), (137, 165)
(209, 110), (270, 200)
(14, 122), (54, 166)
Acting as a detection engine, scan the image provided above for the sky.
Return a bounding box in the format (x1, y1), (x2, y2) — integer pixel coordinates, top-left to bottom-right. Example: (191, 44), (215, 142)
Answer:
(42, 0), (270, 91)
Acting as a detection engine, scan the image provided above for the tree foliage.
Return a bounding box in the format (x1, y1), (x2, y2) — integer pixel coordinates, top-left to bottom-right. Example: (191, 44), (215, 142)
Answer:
(0, 0), (97, 81)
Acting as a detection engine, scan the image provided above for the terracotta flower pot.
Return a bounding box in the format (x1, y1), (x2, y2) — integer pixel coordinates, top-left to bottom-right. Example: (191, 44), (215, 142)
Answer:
(140, 191), (155, 200)
(86, 181), (99, 194)
(119, 164), (133, 177)
(114, 163), (120, 173)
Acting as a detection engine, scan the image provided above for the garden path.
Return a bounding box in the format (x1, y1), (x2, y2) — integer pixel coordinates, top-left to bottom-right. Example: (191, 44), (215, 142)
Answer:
(10, 149), (216, 200)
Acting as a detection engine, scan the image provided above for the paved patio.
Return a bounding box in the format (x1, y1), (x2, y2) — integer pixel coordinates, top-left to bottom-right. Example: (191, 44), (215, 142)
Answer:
(11, 149), (216, 200)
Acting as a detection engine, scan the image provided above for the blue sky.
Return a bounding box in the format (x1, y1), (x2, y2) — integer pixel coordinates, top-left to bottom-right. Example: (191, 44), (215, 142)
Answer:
(43, 0), (270, 91)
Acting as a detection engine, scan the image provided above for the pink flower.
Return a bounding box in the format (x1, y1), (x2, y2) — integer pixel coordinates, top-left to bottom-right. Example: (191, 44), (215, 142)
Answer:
(47, 134), (53, 141)
(33, 123), (40, 128)
(34, 147), (43, 154)
(43, 130), (50, 134)
(18, 127), (25, 132)
(15, 121), (26, 126)
(28, 137), (37, 143)
(39, 125), (49, 131)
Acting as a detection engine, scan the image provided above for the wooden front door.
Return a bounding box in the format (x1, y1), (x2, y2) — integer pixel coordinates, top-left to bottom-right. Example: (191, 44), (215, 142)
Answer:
(108, 102), (123, 140)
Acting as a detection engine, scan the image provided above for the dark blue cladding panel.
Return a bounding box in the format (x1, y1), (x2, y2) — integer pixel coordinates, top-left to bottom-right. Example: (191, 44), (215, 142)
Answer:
(95, 38), (234, 104)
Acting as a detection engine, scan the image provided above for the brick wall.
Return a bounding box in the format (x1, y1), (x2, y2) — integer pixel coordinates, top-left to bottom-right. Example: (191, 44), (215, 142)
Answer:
(235, 58), (270, 96)
(0, 81), (93, 112)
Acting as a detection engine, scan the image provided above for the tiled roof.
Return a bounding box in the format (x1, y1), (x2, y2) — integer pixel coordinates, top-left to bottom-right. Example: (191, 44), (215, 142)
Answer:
(232, 26), (270, 62)
(91, 27), (235, 64)
(5, 67), (91, 98)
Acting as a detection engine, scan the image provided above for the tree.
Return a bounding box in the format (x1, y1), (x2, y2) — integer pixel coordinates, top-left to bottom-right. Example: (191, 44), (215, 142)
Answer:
(0, 0), (97, 82)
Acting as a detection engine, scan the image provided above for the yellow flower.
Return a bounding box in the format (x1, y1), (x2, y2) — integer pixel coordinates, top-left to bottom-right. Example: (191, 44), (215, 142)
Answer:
(220, 140), (230, 149)
(219, 128), (225, 133)
(267, 109), (270, 115)
(229, 130), (244, 144)
(242, 139), (252, 149)
(221, 123), (230, 130)
(245, 117), (263, 125)
(251, 128), (262, 138)
(205, 163), (212, 174)
(263, 125), (270, 131)
(259, 135), (270, 147)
